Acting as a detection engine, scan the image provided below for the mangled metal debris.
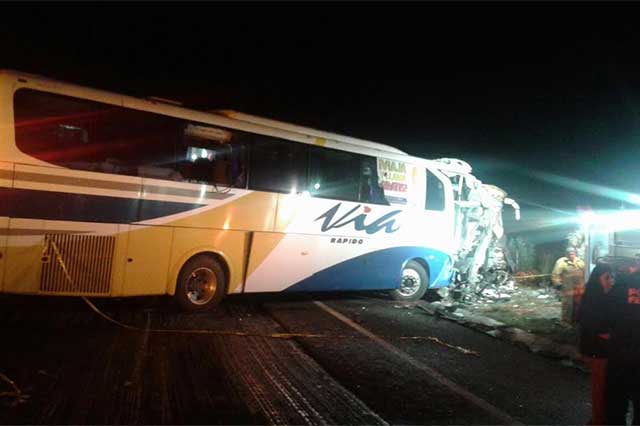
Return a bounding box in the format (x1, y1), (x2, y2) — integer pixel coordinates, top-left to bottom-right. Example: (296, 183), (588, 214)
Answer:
(433, 158), (520, 304)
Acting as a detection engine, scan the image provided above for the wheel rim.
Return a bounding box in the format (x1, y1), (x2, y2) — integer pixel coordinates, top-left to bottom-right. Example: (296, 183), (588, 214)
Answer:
(399, 267), (421, 297)
(185, 267), (217, 305)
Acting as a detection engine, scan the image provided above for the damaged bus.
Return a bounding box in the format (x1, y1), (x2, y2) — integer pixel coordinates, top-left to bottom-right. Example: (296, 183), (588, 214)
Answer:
(0, 70), (480, 310)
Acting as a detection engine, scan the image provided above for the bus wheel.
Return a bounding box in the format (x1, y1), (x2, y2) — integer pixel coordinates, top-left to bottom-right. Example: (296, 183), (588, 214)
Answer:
(390, 260), (429, 301)
(175, 255), (226, 311)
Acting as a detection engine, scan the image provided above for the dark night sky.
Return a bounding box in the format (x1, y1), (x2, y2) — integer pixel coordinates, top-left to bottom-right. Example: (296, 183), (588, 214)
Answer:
(2, 3), (640, 235)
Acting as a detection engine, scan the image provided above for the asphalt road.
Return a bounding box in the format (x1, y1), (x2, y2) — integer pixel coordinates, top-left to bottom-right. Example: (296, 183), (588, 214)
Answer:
(0, 292), (590, 425)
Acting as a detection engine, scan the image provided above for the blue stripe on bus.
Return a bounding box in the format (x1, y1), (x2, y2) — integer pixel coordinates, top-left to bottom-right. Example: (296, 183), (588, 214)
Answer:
(0, 188), (206, 223)
(284, 246), (452, 293)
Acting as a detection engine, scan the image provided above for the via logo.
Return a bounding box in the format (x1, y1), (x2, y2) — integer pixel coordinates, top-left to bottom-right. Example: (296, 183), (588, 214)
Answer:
(315, 203), (401, 235)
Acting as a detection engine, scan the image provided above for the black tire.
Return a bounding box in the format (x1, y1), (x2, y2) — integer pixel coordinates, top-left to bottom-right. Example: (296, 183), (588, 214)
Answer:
(390, 260), (429, 301)
(175, 254), (226, 312)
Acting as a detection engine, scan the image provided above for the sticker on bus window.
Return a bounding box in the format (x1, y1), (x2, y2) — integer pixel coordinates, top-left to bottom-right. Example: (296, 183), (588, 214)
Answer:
(378, 158), (412, 205)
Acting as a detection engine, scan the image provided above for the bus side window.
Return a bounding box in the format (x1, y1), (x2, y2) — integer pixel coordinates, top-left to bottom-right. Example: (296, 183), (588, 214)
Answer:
(359, 156), (389, 205)
(176, 124), (247, 187)
(108, 108), (182, 180)
(426, 169), (445, 211)
(14, 89), (108, 172)
(248, 136), (307, 193)
(308, 146), (360, 202)
(14, 89), (183, 180)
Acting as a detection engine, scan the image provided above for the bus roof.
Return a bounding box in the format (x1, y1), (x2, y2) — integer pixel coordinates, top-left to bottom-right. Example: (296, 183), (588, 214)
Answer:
(213, 110), (408, 156)
(0, 69), (474, 176)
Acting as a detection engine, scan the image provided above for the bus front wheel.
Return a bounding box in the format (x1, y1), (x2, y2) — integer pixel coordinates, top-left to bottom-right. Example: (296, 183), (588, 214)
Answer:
(175, 254), (226, 311)
(390, 260), (429, 302)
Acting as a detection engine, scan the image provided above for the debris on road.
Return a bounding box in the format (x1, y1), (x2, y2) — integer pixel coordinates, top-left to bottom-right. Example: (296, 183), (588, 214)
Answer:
(418, 281), (583, 369)
(400, 336), (480, 357)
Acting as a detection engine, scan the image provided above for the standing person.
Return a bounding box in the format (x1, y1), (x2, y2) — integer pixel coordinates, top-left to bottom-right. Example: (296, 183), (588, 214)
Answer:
(604, 270), (640, 425)
(552, 247), (586, 325)
(578, 263), (615, 425)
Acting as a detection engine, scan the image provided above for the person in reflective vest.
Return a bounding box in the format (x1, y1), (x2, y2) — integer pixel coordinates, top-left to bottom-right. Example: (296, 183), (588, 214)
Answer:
(551, 247), (586, 324)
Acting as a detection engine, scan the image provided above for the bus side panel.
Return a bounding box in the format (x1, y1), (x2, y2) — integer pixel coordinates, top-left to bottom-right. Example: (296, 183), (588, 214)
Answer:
(167, 228), (248, 295)
(247, 193), (444, 293)
(167, 191), (278, 232)
(0, 217), (7, 293)
(0, 162), (13, 293)
(110, 224), (130, 297)
(284, 246), (450, 293)
(121, 225), (174, 296)
(5, 219), (123, 296)
(244, 230), (451, 293)
(4, 218), (44, 294)
(244, 232), (309, 293)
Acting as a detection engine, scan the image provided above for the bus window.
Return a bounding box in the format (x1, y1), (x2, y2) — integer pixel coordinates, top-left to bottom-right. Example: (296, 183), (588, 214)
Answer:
(426, 169), (445, 211)
(377, 158), (411, 205)
(359, 156), (389, 205)
(177, 124), (247, 187)
(308, 146), (360, 202)
(14, 89), (182, 180)
(14, 89), (111, 172)
(248, 136), (307, 193)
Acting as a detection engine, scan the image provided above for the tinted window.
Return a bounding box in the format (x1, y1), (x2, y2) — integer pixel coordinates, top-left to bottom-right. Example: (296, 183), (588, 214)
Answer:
(359, 156), (389, 205)
(426, 169), (445, 211)
(176, 124), (247, 187)
(308, 146), (360, 202)
(249, 136), (307, 193)
(14, 89), (180, 179)
(13, 89), (248, 187)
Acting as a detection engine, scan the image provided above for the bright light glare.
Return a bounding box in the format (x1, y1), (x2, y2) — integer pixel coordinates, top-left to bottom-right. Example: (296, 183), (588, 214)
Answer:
(579, 210), (596, 227)
(200, 149), (207, 158)
(477, 159), (640, 206)
(314, 182), (321, 190)
(521, 168), (640, 206)
(577, 209), (640, 232)
(198, 185), (207, 201)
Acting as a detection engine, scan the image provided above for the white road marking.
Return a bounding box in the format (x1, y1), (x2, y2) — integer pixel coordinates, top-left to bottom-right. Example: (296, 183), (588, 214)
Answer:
(314, 300), (523, 426)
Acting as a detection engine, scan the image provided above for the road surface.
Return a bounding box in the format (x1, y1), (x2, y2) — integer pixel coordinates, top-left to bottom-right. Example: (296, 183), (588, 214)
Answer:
(0, 292), (590, 424)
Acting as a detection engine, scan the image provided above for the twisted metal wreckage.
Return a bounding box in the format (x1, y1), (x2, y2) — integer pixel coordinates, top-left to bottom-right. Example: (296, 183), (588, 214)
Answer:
(434, 158), (520, 302)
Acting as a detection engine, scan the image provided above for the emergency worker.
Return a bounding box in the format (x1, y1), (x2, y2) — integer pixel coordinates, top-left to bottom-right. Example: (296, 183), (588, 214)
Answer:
(578, 263), (615, 425)
(604, 270), (640, 425)
(552, 247), (585, 324)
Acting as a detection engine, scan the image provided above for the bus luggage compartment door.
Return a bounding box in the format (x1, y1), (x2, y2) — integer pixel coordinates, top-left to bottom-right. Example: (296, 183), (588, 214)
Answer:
(122, 224), (173, 296)
(243, 232), (317, 293)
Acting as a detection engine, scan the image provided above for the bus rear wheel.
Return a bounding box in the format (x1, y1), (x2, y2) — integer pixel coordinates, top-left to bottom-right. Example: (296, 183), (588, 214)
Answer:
(390, 260), (429, 302)
(175, 254), (226, 311)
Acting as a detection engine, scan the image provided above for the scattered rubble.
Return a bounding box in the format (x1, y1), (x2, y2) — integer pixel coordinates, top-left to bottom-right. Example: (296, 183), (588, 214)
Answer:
(420, 280), (583, 370)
